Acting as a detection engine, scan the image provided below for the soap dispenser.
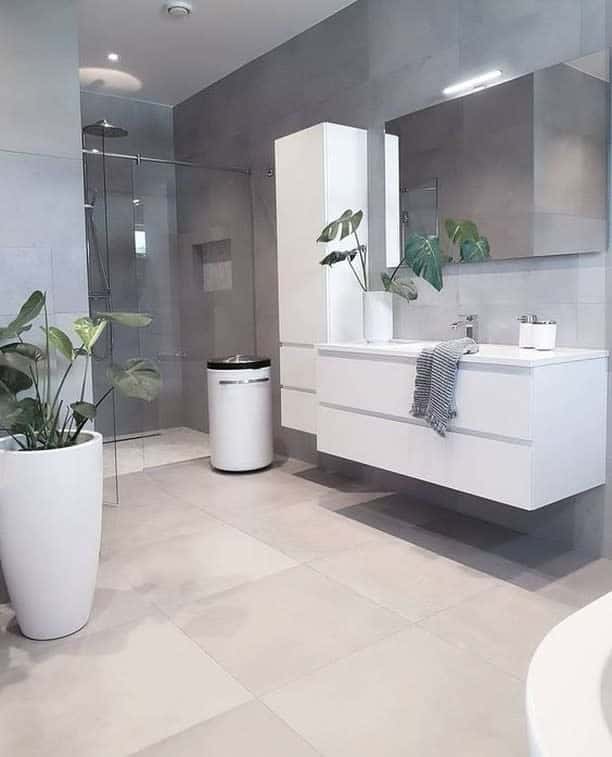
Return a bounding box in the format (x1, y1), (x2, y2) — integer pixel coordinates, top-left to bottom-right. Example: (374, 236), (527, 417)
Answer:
(517, 314), (538, 349)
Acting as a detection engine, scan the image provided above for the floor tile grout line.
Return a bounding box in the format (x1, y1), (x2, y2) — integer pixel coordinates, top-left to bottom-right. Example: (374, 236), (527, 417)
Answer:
(149, 563), (411, 702)
(256, 624), (412, 701)
(413, 620), (524, 685)
(258, 698), (327, 756)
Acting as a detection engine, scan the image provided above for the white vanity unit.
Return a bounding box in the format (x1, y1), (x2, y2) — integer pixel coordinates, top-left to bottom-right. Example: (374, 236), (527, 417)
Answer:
(317, 341), (608, 510)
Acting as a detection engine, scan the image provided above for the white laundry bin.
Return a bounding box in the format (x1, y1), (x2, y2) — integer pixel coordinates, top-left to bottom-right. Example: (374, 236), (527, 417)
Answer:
(207, 355), (274, 472)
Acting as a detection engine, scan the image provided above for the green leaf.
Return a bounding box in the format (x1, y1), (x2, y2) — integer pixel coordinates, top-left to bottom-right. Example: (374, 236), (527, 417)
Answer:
(319, 248), (360, 266)
(403, 233), (445, 292)
(445, 218), (479, 245)
(43, 327), (74, 362)
(0, 341), (44, 362)
(460, 237), (490, 263)
(317, 209), (363, 243)
(74, 317), (107, 353)
(381, 272), (418, 301)
(0, 395), (23, 427)
(96, 312), (153, 328)
(0, 291), (45, 339)
(107, 358), (161, 402)
(12, 397), (43, 435)
(70, 401), (97, 423)
(0, 351), (34, 394)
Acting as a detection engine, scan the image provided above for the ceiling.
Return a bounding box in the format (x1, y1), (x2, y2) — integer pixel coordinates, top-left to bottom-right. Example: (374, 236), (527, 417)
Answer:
(77, 0), (356, 106)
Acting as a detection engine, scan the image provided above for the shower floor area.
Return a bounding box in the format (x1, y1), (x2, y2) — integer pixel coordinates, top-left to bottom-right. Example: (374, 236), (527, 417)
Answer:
(103, 427), (210, 479)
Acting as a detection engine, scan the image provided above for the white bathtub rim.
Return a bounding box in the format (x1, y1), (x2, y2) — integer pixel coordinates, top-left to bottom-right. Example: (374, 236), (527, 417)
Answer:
(526, 591), (612, 757)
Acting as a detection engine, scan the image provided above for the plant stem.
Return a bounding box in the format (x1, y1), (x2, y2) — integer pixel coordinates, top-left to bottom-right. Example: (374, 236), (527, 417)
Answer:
(49, 360), (74, 423)
(80, 354), (89, 402)
(346, 255), (366, 291)
(43, 300), (51, 411)
(0, 430), (26, 450)
(353, 230), (367, 290)
(95, 386), (113, 408)
(388, 256), (404, 285)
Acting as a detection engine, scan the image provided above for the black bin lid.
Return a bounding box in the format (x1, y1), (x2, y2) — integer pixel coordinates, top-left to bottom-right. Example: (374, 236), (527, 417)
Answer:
(207, 354), (271, 370)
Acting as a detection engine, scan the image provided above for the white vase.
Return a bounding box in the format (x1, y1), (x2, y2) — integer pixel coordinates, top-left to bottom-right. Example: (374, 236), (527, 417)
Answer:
(363, 290), (394, 342)
(0, 431), (103, 640)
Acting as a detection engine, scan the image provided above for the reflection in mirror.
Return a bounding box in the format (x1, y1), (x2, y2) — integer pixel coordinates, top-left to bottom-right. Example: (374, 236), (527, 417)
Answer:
(386, 49), (610, 269)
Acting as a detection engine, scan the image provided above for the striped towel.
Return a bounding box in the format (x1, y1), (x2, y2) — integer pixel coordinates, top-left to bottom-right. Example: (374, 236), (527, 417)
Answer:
(411, 338), (478, 436)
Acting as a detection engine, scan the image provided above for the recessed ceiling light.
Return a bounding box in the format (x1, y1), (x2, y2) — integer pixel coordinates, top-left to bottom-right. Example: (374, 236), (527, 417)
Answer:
(442, 69), (502, 96)
(165, 1), (192, 16)
(107, 52), (120, 62)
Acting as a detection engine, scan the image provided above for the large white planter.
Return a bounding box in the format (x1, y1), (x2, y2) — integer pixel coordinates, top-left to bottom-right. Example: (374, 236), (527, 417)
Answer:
(0, 431), (103, 640)
(363, 290), (393, 342)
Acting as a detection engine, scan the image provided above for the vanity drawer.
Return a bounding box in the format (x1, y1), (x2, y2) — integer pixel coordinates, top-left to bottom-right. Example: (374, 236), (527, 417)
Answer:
(318, 353), (532, 441)
(280, 345), (316, 391)
(318, 405), (533, 508)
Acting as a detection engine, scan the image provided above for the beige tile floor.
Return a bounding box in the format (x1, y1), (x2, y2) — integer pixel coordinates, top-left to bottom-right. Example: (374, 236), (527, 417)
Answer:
(1, 456), (612, 756)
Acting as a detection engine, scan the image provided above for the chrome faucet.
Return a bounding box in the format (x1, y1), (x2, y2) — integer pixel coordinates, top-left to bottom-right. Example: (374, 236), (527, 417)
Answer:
(451, 313), (479, 343)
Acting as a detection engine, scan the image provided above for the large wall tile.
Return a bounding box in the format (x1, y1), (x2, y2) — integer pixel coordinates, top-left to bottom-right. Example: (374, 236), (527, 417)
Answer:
(458, 0), (582, 79)
(0, 0), (82, 158)
(368, 0), (460, 80)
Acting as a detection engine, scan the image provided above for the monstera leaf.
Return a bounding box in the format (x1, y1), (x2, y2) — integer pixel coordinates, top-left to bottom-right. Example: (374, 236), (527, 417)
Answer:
(74, 317), (107, 354)
(460, 237), (490, 263)
(319, 247), (361, 267)
(107, 359), (161, 401)
(445, 218), (491, 263)
(318, 209), (363, 243)
(445, 218), (479, 245)
(403, 233), (445, 292)
(96, 312), (153, 328)
(381, 273), (418, 301)
(0, 350), (35, 395)
(0, 290), (45, 340)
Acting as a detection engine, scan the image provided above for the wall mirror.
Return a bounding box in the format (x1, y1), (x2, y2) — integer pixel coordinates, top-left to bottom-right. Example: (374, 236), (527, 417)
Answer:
(385, 49), (610, 267)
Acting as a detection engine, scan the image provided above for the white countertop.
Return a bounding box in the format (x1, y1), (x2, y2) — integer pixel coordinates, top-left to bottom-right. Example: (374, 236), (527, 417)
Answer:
(317, 340), (609, 367)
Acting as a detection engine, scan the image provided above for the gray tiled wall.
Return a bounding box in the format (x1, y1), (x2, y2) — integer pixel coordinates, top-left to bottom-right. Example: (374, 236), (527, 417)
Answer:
(174, 0), (612, 557)
(0, 0), (87, 602)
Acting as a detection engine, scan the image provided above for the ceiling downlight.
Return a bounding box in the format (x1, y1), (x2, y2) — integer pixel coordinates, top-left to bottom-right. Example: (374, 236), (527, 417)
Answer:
(164, 1), (192, 16)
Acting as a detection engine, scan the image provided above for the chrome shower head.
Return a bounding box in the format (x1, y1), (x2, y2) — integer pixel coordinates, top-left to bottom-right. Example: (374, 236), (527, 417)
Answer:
(82, 119), (128, 138)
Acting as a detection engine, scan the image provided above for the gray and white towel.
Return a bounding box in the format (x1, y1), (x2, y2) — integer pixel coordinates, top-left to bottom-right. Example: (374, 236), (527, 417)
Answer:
(411, 338), (478, 436)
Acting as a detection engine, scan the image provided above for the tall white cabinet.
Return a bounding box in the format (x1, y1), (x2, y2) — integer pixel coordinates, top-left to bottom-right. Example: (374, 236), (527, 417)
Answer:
(275, 122), (368, 434)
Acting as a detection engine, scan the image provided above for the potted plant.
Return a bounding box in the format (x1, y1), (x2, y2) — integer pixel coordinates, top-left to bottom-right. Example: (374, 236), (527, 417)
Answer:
(0, 291), (160, 640)
(317, 209), (417, 342)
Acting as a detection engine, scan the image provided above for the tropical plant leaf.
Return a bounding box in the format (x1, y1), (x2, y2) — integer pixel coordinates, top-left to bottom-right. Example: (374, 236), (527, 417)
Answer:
(0, 395), (23, 427)
(43, 327), (74, 362)
(0, 341), (44, 362)
(319, 248), (360, 267)
(0, 291), (45, 340)
(107, 358), (161, 402)
(96, 312), (153, 328)
(445, 218), (479, 244)
(317, 209), (363, 243)
(460, 237), (490, 263)
(403, 233), (445, 292)
(381, 273), (418, 301)
(0, 351), (34, 394)
(74, 317), (107, 353)
(11, 397), (42, 435)
(70, 401), (97, 423)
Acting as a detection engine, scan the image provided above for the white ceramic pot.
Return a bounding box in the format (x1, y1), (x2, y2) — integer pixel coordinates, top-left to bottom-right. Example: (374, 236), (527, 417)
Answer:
(363, 290), (394, 342)
(0, 431), (103, 640)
